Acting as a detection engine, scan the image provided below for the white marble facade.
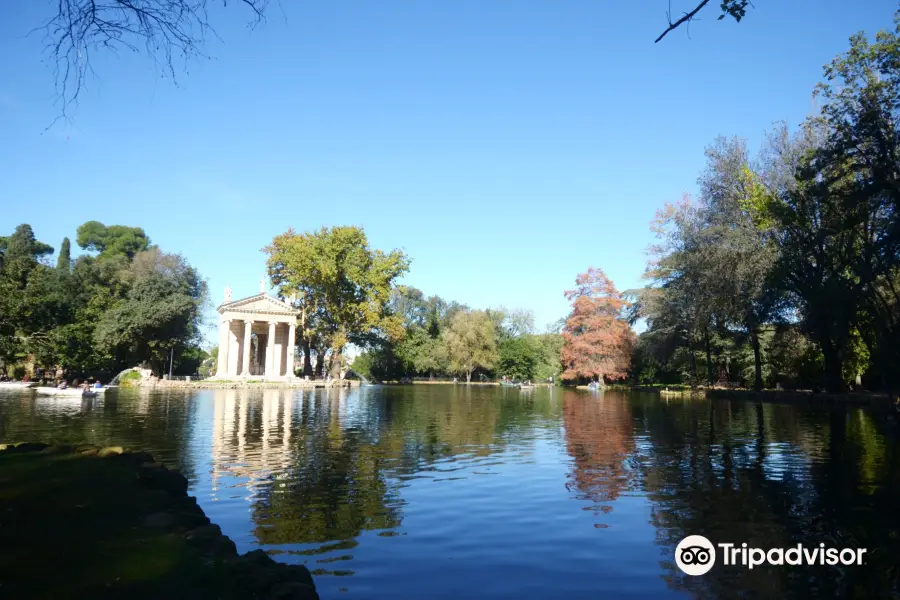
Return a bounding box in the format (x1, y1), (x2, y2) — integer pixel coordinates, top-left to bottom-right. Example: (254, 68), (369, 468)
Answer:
(215, 285), (300, 380)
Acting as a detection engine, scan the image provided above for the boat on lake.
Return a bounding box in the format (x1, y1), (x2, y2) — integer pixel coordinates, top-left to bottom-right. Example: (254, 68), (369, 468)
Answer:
(518, 383), (536, 389)
(576, 382), (604, 392)
(34, 387), (107, 398)
(0, 381), (37, 390)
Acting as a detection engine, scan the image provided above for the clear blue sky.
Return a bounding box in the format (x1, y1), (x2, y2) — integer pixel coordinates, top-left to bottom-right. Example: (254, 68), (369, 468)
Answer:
(2, 1), (897, 345)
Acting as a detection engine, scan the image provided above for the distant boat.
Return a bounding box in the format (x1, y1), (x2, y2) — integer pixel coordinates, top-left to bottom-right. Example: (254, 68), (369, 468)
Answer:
(518, 383), (536, 389)
(499, 381), (518, 387)
(576, 382), (604, 392)
(34, 387), (107, 397)
(0, 381), (37, 390)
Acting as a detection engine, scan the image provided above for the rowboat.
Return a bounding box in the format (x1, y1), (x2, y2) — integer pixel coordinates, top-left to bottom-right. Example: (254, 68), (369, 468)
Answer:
(0, 382), (37, 390)
(34, 387), (107, 397)
(518, 384), (536, 389)
(499, 381), (519, 387)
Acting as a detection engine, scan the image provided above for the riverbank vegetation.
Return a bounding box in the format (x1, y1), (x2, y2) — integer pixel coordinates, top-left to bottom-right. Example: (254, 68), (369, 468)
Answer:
(350, 285), (564, 383)
(628, 16), (900, 396)
(0, 221), (207, 381)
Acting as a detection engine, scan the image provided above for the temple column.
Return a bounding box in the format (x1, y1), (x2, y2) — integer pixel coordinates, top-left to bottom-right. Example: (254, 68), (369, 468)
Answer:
(273, 323), (283, 378)
(265, 321), (277, 378)
(241, 320), (252, 376)
(228, 322), (240, 377)
(217, 319), (230, 378)
(286, 322), (296, 379)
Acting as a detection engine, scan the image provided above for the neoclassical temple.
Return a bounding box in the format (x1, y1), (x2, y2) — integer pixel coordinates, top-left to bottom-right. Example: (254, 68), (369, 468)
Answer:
(215, 284), (301, 380)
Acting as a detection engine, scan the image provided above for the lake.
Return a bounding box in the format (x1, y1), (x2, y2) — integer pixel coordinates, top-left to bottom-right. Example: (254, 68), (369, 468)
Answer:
(1, 385), (898, 599)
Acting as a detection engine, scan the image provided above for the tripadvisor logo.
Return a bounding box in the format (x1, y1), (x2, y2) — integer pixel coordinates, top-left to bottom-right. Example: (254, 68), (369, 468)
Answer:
(675, 535), (867, 576)
(675, 535), (716, 576)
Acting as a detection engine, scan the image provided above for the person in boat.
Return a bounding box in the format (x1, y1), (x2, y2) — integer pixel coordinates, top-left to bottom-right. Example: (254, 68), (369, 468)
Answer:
(58, 380), (68, 390)
(93, 380), (103, 390)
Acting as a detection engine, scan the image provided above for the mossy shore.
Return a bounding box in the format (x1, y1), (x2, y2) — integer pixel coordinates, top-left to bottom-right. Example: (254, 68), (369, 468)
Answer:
(0, 443), (319, 600)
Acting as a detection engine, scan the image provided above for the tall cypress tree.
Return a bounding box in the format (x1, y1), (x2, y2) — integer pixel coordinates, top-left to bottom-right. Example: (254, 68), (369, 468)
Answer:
(57, 237), (71, 272)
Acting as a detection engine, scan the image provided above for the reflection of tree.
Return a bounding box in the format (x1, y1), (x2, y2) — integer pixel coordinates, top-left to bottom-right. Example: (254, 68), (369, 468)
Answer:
(251, 389), (403, 547)
(249, 385), (563, 554)
(562, 391), (635, 512)
(637, 395), (900, 599)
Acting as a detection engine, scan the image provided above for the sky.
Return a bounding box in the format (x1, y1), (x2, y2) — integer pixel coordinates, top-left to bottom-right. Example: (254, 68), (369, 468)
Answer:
(2, 1), (898, 345)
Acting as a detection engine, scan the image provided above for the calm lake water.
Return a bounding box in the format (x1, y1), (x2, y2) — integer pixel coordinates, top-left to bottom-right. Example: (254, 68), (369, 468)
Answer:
(1, 385), (899, 599)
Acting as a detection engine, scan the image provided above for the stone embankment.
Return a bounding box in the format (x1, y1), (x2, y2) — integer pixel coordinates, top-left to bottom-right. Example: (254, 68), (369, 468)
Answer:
(0, 442), (319, 599)
(149, 378), (359, 389)
(706, 388), (898, 410)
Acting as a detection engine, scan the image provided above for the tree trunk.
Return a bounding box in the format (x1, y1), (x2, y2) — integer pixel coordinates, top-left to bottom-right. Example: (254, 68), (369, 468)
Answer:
(302, 340), (313, 377)
(313, 347), (325, 378)
(689, 345), (698, 388)
(466, 369), (472, 383)
(821, 337), (844, 393)
(704, 330), (713, 387)
(750, 328), (763, 392)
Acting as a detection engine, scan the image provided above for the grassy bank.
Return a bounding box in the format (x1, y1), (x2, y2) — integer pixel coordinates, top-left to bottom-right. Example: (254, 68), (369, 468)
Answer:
(0, 443), (319, 600)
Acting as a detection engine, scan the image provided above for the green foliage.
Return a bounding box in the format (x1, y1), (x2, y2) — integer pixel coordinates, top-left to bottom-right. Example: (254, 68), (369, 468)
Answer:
(441, 310), (498, 382)
(0, 223), (205, 378)
(56, 237), (71, 272)
(635, 12), (900, 394)
(76, 221), (150, 259)
(94, 249), (206, 373)
(266, 226), (410, 376)
(497, 337), (538, 381)
(119, 370), (142, 387)
(531, 333), (564, 381)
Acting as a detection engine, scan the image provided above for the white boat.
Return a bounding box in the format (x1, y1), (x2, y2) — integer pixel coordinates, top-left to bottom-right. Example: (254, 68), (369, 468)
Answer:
(34, 387), (107, 397)
(0, 381), (37, 389)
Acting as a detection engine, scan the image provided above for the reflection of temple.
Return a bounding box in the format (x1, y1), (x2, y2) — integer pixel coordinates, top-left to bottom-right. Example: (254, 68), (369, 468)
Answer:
(211, 389), (297, 497)
(563, 394), (635, 507)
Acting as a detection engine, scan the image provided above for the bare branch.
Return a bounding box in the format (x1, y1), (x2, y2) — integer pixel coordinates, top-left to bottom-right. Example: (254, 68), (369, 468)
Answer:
(32, 0), (268, 122)
(655, 0), (752, 43)
(655, 0), (711, 43)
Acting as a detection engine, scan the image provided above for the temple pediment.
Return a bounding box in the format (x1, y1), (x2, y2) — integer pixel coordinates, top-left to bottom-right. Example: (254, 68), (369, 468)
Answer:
(217, 293), (300, 316)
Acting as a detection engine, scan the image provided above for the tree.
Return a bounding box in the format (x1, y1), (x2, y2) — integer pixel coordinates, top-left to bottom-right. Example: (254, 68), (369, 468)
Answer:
(76, 221), (150, 259)
(56, 237), (71, 272)
(631, 198), (715, 386)
(93, 248), (206, 373)
(265, 226), (410, 378)
(502, 308), (536, 338)
(655, 0), (752, 43)
(561, 268), (635, 384)
(696, 136), (782, 391)
(441, 309), (498, 383)
(0, 225), (56, 365)
(532, 333), (564, 381)
(497, 336), (538, 381)
(810, 19), (900, 394)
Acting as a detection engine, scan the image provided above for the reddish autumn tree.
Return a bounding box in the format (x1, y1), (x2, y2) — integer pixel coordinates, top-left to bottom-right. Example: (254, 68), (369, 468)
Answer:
(561, 268), (636, 383)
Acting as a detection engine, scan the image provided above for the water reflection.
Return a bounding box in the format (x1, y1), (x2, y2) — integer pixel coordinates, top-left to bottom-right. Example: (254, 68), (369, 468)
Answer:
(563, 393), (637, 523)
(1, 387), (899, 599)
(641, 399), (900, 599)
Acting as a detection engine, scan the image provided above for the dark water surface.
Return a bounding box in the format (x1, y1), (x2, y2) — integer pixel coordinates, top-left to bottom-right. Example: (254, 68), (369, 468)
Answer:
(1, 386), (899, 599)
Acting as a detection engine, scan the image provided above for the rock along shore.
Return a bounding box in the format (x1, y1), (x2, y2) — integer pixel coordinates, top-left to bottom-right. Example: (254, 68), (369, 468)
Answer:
(0, 442), (319, 600)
